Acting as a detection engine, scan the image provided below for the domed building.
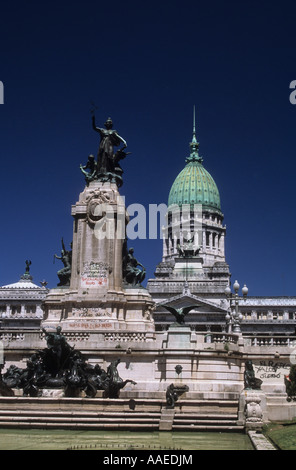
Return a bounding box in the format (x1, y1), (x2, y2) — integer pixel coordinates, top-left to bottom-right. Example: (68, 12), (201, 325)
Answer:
(0, 262), (48, 330)
(147, 111), (231, 331)
(0, 110), (296, 424)
(167, 148), (221, 214)
(147, 112), (296, 338)
(164, 115), (226, 269)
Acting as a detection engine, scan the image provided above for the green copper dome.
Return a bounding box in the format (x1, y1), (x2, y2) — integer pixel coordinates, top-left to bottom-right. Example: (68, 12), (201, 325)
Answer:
(168, 161), (221, 212)
(168, 109), (221, 213)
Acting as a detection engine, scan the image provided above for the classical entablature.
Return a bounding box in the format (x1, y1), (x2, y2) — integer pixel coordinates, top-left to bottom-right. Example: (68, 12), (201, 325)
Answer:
(157, 292), (228, 313)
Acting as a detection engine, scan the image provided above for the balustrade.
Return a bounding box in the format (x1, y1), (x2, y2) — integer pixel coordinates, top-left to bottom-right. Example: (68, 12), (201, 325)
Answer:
(244, 335), (296, 347)
(205, 332), (239, 344)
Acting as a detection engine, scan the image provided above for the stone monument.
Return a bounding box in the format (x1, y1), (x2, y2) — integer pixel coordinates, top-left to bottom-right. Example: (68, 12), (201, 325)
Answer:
(1, 328), (136, 398)
(42, 113), (154, 339)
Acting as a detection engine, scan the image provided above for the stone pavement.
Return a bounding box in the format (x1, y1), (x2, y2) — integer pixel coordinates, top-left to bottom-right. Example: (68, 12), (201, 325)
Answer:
(248, 431), (277, 450)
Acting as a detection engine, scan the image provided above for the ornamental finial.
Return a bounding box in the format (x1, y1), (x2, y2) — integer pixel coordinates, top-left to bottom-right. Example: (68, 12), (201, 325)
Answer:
(187, 106), (202, 163)
(192, 105), (197, 143)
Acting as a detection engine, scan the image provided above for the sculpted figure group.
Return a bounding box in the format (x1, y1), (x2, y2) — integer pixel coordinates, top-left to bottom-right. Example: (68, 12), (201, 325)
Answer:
(80, 113), (129, 188)
(0, 327), (136, 398)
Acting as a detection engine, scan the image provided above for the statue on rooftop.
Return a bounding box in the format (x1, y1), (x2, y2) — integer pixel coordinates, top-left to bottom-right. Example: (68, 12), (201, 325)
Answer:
(177, 234), (200, 258)
(25, 260), (31, 273)
(21, 260), (33, 281)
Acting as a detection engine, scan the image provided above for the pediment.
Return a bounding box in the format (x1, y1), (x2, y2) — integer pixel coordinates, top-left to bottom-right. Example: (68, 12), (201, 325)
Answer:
(156, 293), (228, 313)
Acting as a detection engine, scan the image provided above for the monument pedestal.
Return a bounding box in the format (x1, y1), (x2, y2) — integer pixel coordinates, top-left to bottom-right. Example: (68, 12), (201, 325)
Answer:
(164, 324), (194, 349)
(43, 286), (154, 334)
(42, 180), (155, 338)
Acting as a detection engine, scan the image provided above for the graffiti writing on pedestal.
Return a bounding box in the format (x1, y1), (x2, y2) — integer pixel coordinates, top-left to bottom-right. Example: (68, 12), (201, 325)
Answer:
(254, 360), (290, 380)
(81, 261), (109, 288)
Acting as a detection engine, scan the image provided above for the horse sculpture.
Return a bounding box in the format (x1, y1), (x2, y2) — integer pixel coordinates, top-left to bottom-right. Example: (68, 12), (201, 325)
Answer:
(1, 328), (137, 399)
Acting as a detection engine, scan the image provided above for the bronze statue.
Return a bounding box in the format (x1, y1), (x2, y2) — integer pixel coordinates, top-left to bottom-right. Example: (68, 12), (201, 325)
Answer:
(22, 358), (41, 397)
(25, 260), (31, 273)
(79, 110), (131, 187)
(0, 363), (14, 396)
(175, 364), (183, 376)
(80, 154), (97, 185)
(166, 383), (178, 408)
(2, 364), (24, 389)
(285, 364), (296, 401)
(178, 235), (200, 258)
(105, 359), (137, 398)
(92, 115), (127, 172)
(64, 351), (89, 397)
(244, 360), (262, 390)
(111, 147), (130, 188)
(163, 305), (198, 325)
(2, 330), (136, 398)
(21, 260), (33, 281)
(122, 245), (146, 286)
(42, 326), (72, 375)
(54, 238), (72, 286)
(91, 114), (129, 186)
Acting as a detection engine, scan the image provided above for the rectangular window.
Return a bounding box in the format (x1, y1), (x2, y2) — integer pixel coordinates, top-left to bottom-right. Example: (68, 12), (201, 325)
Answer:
(11, 306), (21, 315)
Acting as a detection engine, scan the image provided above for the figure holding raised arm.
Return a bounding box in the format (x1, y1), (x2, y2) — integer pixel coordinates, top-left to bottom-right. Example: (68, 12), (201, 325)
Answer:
(54, 238), (72, 286)
(91, 112), (129, 186)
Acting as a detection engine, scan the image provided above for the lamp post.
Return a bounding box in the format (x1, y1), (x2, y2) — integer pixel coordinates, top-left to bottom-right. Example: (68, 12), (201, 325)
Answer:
(225, 280), (248, 334)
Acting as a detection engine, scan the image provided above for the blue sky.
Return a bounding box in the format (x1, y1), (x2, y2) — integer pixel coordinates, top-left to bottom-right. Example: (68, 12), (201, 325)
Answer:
(0, 0), (296, 296)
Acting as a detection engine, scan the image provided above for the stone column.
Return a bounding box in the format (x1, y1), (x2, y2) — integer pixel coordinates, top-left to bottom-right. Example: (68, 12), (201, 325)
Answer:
(220, 232), (225, 256)
(70, 181), (123, 293)
(202, 228), (206, 252)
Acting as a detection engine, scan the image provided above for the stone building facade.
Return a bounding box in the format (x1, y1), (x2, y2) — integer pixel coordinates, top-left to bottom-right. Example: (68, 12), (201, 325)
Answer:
(147, 117), (296, 343)
(0, 114), (296, 429)
(0, 266), (48, 331)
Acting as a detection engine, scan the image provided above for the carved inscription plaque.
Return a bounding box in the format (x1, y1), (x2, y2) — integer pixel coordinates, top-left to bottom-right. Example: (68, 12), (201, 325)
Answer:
(68, 320), (113, 329)
(72, 308), (111, 318)
(81, 261), (109, 288)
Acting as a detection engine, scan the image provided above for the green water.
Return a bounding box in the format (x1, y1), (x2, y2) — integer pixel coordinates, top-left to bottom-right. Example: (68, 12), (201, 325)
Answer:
(0, 429), (253, 450)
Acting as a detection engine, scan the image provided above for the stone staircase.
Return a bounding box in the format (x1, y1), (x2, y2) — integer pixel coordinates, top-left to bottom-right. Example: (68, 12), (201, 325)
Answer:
(161, 399), (243, 431)
(0, 409), (162, 430)
(0, 397), (161, 430)
(0, 396), (243, 431)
